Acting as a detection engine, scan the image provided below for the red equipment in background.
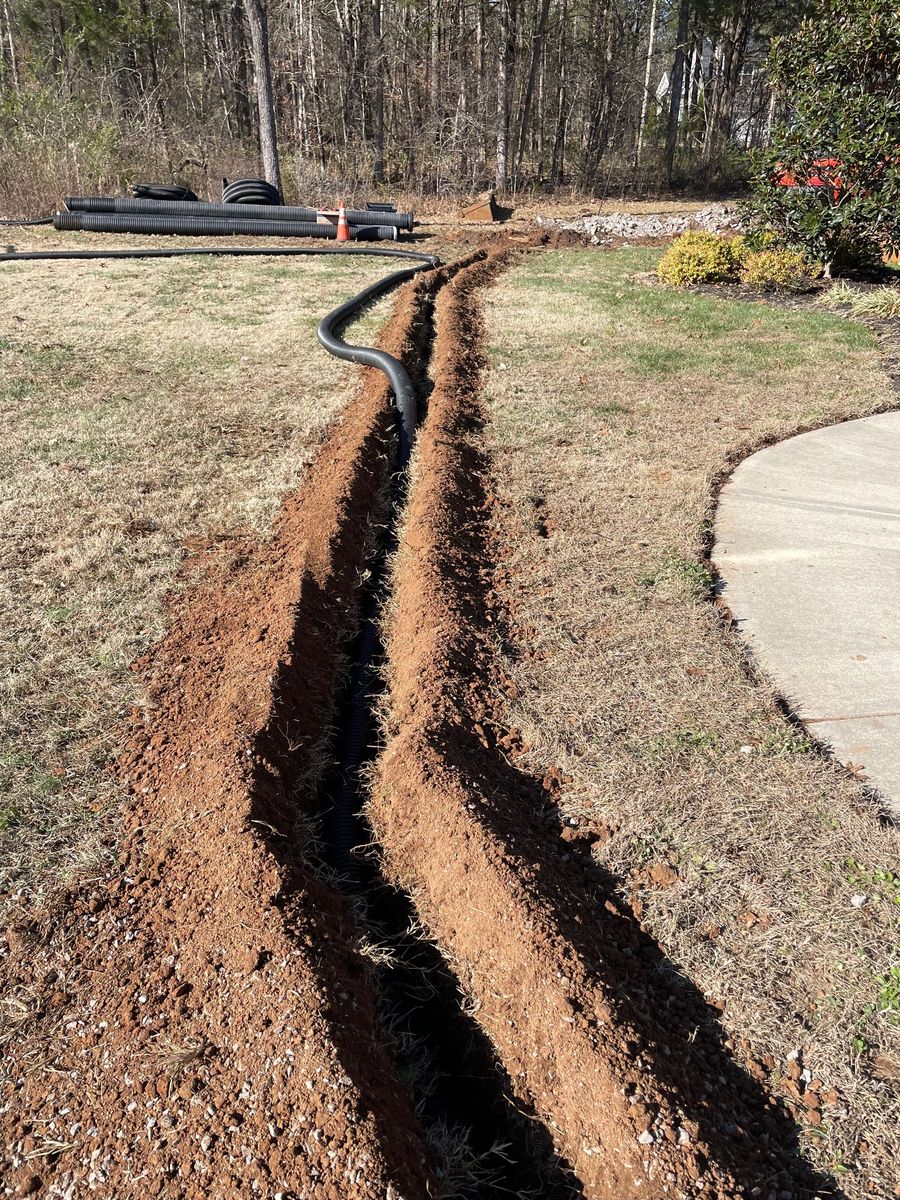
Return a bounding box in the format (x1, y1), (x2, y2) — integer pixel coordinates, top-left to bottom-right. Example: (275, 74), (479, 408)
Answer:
(774, 158), (843, 200)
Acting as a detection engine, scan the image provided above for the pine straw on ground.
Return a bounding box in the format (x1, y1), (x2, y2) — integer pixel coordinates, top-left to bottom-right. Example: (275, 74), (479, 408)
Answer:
(0, 232), (392, 918)
(484, 247), (900, 1199)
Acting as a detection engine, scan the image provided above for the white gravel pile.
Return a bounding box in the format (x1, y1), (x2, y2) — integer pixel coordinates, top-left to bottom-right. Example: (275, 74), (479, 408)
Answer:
(537, 202), (742, 240)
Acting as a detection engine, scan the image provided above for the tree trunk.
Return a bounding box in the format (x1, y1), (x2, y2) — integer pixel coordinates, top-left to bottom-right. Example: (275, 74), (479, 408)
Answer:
(2, 0), (19, 92)
(308, 11), (327, 173)
(716, 4), (751, 156)
(244, 0), (282, 193)
(475, 0), (487, 174)
(496, 0), (510, 190)
(230, 0), (253, 135)
(580, 1), (616, 190)
(513, 0), (552, 183)
(209, 3), (234, 134)
(664, 0), (690, 187)
(433, 0), (442, 120)
(372, 0), (385, 182)
(636, 0), (658, 163)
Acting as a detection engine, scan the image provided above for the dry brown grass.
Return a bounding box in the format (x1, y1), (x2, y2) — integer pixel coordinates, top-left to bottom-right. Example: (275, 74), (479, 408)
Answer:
(484, 247), (900, 1199)
(0, 228), (393, 915)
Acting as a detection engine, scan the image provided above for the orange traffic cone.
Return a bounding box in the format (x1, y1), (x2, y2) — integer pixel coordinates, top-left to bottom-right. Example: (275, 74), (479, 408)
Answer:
(336, 199), (350, 242)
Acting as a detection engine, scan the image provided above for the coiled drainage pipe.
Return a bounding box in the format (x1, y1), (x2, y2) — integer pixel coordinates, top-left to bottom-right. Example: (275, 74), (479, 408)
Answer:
(132, 183), (199, 202)
(222, 177), (282, 206)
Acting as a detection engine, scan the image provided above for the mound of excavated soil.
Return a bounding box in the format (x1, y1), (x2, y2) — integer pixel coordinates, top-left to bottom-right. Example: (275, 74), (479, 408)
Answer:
(371, 250), (838, 1200)
(1, 279), (438, 1199)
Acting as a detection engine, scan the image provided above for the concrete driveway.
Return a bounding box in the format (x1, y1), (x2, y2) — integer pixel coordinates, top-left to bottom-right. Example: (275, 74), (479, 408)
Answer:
(713, 411), (900, 818)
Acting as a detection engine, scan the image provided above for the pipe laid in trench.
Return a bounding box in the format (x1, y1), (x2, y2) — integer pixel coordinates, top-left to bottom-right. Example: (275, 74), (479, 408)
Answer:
(316, 266), (435, 886)
(2, 236), (533, 1171)
(53, 211), (399, 240)
(64, 196), (415, 231)
(317, 269), (423, 465)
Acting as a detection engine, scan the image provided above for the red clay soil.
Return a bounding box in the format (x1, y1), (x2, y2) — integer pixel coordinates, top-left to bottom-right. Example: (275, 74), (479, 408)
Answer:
(0, 277), (440, 1199)
(371, 251), (837, 1199)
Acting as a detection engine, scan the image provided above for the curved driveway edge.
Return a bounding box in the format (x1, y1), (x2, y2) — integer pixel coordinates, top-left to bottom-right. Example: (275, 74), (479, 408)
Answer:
(713, 411), (900, 818)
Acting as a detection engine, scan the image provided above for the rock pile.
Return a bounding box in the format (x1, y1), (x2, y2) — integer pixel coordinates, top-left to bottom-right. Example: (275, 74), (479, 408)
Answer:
(537, 202), (742, 241)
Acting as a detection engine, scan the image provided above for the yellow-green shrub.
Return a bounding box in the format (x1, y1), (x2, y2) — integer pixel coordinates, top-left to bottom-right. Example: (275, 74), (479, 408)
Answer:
(657, 232), (739, 287)
(739, 247), (820, 292)
(728, 235), (748, 266)
(730, 229), (780, 268)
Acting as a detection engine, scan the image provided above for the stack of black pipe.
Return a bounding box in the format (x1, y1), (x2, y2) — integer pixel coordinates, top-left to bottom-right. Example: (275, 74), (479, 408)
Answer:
(57, 194), (413, 242)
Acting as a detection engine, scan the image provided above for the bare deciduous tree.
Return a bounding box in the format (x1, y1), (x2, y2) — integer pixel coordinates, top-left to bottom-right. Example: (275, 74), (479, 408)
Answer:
(0, 0), (800, 204)
(244, 0), (282, 192)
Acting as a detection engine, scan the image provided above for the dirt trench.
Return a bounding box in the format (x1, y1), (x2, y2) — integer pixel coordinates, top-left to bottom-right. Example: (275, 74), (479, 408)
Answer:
(370, 253), (843, 1200)
(2, 241), (839, 1200)
(0, 271), (446, 1199)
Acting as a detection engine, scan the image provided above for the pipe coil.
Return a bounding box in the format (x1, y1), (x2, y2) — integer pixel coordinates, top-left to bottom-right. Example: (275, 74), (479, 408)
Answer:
(222, 178), (282, 205)
(131, 183), (198, 202)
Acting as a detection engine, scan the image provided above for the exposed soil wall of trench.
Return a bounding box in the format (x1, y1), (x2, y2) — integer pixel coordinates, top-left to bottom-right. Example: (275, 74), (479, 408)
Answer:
(370, 251), (839, 1200)
(1, 276), (443, 1199)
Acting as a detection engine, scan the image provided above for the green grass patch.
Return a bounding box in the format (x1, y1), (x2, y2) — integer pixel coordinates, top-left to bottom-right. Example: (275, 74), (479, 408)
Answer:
(504, 249), (877, 389)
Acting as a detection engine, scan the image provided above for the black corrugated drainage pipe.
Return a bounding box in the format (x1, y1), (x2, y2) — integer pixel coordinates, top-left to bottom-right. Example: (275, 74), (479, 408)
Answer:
(222, 178), (281, 205)
(317, 266), (425, 465)
(64, 196), (415, 231)
(0, 215), (53, 226)
(317, 261), (440, 887)
(132, 183), (199, 201)
(0, 245), (436, 458)
(66, 196), (318, 221)
(0, 245), (438, 437)
(53, 211), (399, 240)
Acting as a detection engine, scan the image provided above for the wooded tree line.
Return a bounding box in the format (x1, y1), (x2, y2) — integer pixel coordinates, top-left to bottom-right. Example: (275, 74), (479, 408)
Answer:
(0, 0), (807, 200)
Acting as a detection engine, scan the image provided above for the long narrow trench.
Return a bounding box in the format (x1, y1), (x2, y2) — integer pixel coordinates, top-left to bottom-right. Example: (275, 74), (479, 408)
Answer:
(320, 253), (583, 1198)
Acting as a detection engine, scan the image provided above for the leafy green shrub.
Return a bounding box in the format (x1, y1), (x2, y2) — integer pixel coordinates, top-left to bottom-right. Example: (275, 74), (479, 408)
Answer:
(727, 235), (748, 267)
(745, 0), (900, 273)
(657, 232), (739, 287)
(739, 248), (820, 292)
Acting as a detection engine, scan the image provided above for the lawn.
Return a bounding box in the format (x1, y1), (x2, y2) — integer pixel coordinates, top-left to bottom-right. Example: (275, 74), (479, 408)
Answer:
(0, 235), (392, 916)
(484, 247), (900, 1198)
